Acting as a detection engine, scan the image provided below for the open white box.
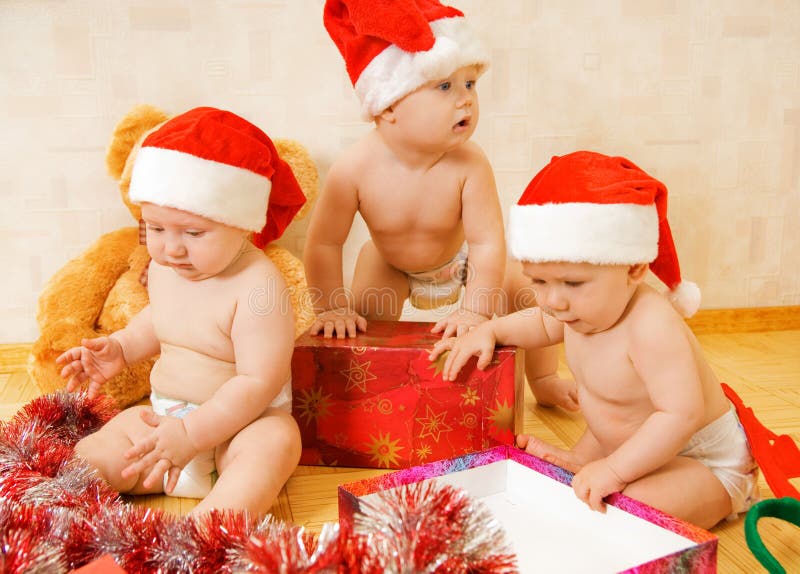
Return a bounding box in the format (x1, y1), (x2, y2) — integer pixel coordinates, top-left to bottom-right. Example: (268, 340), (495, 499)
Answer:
(339, 446), (717, 573)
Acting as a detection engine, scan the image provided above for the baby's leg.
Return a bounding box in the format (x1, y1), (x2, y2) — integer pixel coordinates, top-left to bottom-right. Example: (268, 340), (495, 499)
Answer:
(525, 347), (579, 410)
(517, 427), (602, 473)
(193, 407), (301, 516)
(74, 406), (164, 494)
(351, 240), (409, 320)
(503, 260), (579, 411)
(622, 456), (732, 529)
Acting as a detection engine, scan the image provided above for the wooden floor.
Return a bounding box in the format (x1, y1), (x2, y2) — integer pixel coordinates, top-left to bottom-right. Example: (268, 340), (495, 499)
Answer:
(2, 325), (799, 572)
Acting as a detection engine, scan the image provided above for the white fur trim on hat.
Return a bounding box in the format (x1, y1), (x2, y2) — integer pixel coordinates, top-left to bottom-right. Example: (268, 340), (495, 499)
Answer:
(129, 146), (272, 232)
(507, 202), (659, 264)
(355, 16), (490, 119)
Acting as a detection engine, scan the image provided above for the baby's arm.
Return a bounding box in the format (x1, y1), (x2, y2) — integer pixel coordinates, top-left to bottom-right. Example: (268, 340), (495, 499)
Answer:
(605, 311), (704, 481)
(108, 305), (161, 365)
(460, 148), (505, 317)
(430, 308), (563, 381)
(56, 306), (160, 398)
(303, 157), (365, 338)
(434, 147), (505, 337)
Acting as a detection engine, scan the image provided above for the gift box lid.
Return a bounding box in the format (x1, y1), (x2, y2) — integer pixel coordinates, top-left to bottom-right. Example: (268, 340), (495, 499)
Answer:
(339, 446), (717, 573)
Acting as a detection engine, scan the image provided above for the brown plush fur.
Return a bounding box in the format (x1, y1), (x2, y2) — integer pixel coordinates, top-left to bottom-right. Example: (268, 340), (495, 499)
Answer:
(29, 104), (319, 408)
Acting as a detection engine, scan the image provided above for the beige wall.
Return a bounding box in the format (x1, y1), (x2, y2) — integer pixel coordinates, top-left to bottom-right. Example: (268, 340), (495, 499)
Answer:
(1, 0), (798, 342)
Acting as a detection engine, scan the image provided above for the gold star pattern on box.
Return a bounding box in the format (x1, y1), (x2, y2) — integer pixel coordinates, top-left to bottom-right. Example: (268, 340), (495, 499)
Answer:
(415, 405), (453, 443)
(460, 387), (479, 406)
(295, 387), (332, 425)
(340, 359), (377, 393)
(367, 431), (404, 468)
(488, 398), (514, 433)
(427, 350), (449, 378)
(414, 444), (432, 461)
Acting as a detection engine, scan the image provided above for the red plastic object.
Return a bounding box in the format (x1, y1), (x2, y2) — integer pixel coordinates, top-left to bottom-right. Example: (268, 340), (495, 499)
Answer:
(722, 383), (800, 500)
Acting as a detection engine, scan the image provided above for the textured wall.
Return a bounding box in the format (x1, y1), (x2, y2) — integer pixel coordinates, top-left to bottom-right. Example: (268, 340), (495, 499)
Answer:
(1, 0), (798, 342)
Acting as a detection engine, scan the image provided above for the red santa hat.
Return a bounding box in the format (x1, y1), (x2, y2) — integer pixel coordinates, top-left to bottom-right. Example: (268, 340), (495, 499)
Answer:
(508, 151), (701, 317)
(129, 107), (306, 247)
(324, 0), (490, 119)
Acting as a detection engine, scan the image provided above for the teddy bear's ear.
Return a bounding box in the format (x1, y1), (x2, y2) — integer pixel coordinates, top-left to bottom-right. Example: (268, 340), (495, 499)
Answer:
(273, 139), (319, 221)
(106, 105), (170, 181)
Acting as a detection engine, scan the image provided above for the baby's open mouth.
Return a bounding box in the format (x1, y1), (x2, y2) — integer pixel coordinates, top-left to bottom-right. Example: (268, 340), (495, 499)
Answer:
(454, 117), (470, 129)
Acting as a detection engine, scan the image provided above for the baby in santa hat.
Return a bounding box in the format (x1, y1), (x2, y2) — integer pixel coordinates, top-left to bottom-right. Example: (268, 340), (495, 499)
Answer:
(306, 0), (571, 409)
(430, 151), (760, 529)
(57, 107), (306, 516)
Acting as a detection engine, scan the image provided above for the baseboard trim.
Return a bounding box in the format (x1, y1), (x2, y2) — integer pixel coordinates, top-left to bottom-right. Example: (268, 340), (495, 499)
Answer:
(686, 306), (800, 335)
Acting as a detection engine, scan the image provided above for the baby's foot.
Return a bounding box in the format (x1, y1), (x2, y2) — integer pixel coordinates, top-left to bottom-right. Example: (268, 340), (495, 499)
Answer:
(529, 374), (580, 411)
(516, 434), (580, 472)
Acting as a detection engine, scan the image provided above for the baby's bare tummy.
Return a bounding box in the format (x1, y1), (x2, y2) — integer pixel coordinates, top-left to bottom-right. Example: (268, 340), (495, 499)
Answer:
(150, 343), (236, 405)
(372, 235), (464, 273)
(364, 206), (464, 273)
(582, 397), (650, 453)
(359, 178), (464, 272)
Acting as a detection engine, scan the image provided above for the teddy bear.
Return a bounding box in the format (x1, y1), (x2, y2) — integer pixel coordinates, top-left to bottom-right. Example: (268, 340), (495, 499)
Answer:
(29, 104), (318, 408)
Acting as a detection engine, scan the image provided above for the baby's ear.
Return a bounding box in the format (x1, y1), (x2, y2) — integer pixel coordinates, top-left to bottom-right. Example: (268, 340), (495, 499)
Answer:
(378, 106), (396, 123)
(628, 263), (649, 283)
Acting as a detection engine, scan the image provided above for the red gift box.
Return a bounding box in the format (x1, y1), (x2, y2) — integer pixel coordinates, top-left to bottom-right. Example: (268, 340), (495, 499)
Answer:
(291, 321), (523, 468)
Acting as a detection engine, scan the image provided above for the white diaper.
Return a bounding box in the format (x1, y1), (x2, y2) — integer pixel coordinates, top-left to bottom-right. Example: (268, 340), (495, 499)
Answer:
(406, 243), (468, 310)
(149, 391), (216, 499)
(679, 404), (760, 518)
(149, 379), (293, 499)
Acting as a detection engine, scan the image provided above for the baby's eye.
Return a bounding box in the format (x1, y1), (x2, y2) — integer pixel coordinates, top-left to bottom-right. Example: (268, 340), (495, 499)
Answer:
(438, 81), (451, 91)
(465, 80), (475, 90)
(530, 278), (545, 285)
(186, 230), (205, 238)
(146, 225), (163, 233)
(565, 281), (584, 288)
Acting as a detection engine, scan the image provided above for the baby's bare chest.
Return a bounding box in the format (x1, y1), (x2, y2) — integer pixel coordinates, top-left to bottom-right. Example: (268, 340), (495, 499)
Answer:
(567, 333), (653, 447)
(358, 167), (463, 233)
(148, 269), (237, 361)
(566, 332), (646, 401)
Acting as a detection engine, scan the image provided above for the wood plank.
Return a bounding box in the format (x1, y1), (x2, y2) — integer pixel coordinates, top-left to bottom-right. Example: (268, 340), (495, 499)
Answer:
(687, 306), (800, 334)
(286, 468), (389, 531)
(0, 343), (32, 372)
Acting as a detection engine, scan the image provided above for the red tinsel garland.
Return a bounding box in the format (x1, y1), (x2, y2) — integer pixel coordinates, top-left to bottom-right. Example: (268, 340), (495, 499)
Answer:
(0, 392), (517, 573)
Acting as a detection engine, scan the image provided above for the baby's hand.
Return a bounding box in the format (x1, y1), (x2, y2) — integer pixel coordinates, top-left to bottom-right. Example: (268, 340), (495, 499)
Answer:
(428, 323), (496, 381)
(310, 308), (367, 339)
(56, 337), (126, 398)
(121, 410), (198, 493)
(570, 458), (628, 513)
(431, 308), (488, 338)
